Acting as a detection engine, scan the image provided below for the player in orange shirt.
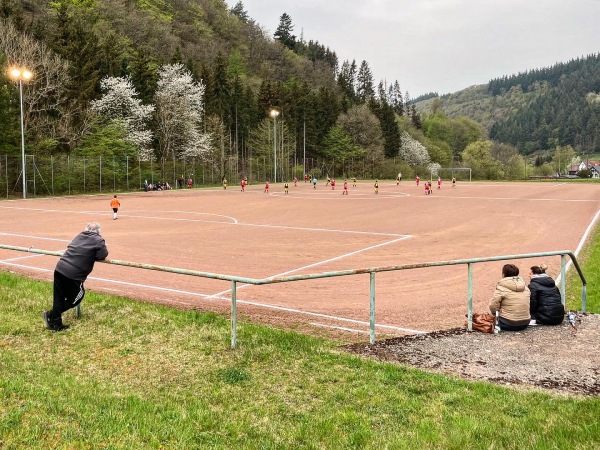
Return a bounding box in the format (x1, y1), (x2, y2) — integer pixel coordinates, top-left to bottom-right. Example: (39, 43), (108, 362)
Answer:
(342, 179), (348, 195)
(331, 179), (336, 190)
(416, 175), (420, 186)
(264, 181), (270, 193)
(437, 176), (442, 190)
(110, 195), (120, 220)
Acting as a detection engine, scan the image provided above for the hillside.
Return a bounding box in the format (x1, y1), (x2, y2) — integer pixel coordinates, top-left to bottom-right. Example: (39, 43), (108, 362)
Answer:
(415, 54), (600, 154)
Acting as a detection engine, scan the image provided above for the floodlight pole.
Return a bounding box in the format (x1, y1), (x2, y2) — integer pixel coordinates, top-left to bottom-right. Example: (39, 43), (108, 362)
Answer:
(18, 77), (26, 198)
(270, 109), (279, 183)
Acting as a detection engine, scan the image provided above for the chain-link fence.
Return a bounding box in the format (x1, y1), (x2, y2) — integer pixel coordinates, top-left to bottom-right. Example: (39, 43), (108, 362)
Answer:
(0, 154), (410, 198)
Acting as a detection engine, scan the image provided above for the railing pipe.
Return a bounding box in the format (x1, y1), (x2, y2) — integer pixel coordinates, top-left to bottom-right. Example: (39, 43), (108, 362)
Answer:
(0, 245), (588, 343)
(467, 263), (473, 331)
(369, 272), (376, 344)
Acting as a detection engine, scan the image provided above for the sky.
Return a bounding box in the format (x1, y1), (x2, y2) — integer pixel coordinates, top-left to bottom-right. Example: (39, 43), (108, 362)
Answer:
(227, 0), (600, 97)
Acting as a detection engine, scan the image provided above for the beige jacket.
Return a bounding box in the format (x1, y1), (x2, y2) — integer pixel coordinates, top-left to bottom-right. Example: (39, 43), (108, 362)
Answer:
(489, 276), (530, 323)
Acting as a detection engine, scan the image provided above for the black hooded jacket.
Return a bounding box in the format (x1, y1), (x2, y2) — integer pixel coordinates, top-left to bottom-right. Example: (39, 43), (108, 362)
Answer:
(529, 275), (565, 325)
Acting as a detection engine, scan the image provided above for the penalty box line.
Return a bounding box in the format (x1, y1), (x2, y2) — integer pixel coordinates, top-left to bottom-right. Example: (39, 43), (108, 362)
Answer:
(209, 234), (412, 298)
(0, 259), (425, 334)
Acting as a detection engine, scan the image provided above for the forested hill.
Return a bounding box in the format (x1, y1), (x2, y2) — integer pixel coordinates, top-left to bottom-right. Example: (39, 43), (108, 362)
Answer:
(416, 54), (600, 154)
(0, 0), (408, 162)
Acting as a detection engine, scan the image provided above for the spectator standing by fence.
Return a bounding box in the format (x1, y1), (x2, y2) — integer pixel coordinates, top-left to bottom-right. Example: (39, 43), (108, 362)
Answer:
(43, 223), (108, 332)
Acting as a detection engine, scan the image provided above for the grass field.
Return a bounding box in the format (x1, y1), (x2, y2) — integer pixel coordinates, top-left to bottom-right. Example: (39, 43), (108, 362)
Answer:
(1, 234), (599, 448)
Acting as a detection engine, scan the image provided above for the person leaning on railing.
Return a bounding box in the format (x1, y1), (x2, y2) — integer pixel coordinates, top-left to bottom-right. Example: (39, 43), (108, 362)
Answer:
(488, 264), (531, 331)
(528, 263), (565, 326)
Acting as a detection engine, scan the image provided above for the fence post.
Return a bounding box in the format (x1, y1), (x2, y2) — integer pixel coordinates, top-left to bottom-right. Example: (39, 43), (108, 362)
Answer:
(370, 272), (376, 344)
(231, 280), (237, 349)
(51, 155), (54, 195)
(99, 156), (102, 193)
(126, 156), (129, 191)
(560, 254), (566, 305)
(467, 263), (473, 331)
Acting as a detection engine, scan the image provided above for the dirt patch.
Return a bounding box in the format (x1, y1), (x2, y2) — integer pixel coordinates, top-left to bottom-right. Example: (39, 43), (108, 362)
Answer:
(345, 312), (600, 396)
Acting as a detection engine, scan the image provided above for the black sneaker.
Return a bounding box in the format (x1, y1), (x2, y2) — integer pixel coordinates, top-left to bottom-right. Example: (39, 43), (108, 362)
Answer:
(42, 311), (52, 330)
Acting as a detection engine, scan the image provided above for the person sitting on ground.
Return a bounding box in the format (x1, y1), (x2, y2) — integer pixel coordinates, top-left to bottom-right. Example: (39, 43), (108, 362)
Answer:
(528, 263), (565, 325)
(489, 263), (531, 331)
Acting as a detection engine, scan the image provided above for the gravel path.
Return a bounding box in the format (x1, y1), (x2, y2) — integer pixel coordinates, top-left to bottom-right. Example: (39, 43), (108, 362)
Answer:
(345, 313), (600, 396)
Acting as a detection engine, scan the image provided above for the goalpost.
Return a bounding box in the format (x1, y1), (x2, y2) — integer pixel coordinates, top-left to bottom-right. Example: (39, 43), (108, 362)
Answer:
(429, 167), (472, 182)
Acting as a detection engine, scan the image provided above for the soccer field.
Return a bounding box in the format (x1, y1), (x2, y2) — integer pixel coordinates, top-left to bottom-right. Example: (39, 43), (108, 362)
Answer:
(1, 180), (599, 336)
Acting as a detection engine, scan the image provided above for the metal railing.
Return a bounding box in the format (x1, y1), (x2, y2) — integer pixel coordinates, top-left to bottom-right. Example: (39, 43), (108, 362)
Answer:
(0, 245), (587, 348)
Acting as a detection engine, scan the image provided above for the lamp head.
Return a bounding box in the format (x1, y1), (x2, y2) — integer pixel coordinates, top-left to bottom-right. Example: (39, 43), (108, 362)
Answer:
(270, 109), (279, 119)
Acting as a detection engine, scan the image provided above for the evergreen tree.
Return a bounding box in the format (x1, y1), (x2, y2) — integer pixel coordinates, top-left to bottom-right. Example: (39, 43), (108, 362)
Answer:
(356, 60), (374, 101)
(230, 1), (249, 22)
(274, 13), (296, 51)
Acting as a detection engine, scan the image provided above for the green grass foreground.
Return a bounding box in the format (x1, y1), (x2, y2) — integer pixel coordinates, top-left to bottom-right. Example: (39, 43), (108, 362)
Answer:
(0, 273), (598, 449)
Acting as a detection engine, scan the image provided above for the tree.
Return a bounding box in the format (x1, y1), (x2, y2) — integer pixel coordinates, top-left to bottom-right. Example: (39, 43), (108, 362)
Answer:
(553, 145), (576, 174)
(356, 60), (374, 101)
(336, 104), (384, 164)
(321, 125), (363, 160)
(0, 19), (70, 145)
(399, 131), (430, 166)
(461, 140), (501, 179)
(274, 13), (296, 51)
(154, 63), (210, 160)
(230, 1), (249, 22)
(91, 76), (155, 160)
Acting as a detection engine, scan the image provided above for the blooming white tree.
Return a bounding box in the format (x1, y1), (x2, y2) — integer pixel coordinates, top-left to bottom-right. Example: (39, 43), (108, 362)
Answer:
(154, 63), (210, 160)
(428, 162), (442, 176)
(399, 131), (430, 166)
(91, 76), (155, 160)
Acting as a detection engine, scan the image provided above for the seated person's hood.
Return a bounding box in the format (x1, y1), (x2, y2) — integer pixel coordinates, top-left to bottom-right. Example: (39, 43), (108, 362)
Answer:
(498, 276), (526, 292)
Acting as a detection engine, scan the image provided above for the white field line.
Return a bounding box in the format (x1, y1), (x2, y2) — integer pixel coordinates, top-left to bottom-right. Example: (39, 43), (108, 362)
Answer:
(0, 232), (70, 243)
(0, 260), (426, 334)
(421, 195), (596, 202)
(209, 235), (412, 298)
(1, 254), (46, 263)
(0, 205), (403, 237)
(556, 208), (600, 285)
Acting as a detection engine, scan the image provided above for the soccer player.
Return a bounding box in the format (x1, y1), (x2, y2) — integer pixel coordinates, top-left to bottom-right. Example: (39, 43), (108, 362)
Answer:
(374, 180), (379, 194)
(437, 176), (442, 190)
(312, 177), (317, 189)
(352, 177), (357, 188)
(342, 179), (348, 195)
(331, 179), (336, 190)
(452, 177), (456, 188)
(416, 175), (420, 186)
(284, 181), (289, 194)
(293, 176), (298, 187)
(326, 176), (331, 186)
(223, 177), (227, 190)
(264, 181), (269, 193)
(424, 181), (429, 195)
(110, 195), (120, 220)
(240, 178), (246, 192)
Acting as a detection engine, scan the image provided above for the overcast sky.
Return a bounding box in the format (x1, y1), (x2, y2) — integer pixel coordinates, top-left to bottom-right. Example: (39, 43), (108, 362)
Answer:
(227, 0), (600, 97)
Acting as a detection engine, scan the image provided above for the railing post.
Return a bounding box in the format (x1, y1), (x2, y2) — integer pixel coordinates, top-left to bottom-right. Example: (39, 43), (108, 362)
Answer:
(76, 303), (81, 317)
(231, 280), (237, 349)
(370, 272), (375, 344)
(560, 254), (566, 305)
(467, 263), (473, 331)
(582, 285), (587, 312)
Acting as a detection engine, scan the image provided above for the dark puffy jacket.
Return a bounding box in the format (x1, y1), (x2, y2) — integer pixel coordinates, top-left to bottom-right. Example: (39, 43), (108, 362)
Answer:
(55, 231), (108, 281)
(529, 275), (564, 325)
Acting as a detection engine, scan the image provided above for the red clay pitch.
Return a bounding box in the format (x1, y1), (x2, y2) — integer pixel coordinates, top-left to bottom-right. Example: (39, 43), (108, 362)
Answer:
(1, 180), (598, 337)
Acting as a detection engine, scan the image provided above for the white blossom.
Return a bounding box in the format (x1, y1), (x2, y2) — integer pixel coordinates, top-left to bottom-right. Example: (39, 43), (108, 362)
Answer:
(91, 76), (154, 159)
(399, 131), (430, 166)
(155, 63), (211, 159)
